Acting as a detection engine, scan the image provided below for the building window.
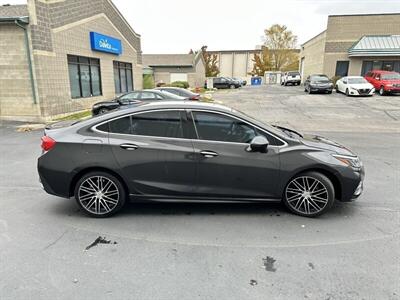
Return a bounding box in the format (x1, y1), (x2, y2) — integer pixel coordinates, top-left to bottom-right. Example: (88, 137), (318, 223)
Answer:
(335, 61), (349, 77)
(67, 55), (102, 99)
(114, 61), (134, 94)
(361, 60), (400, 76)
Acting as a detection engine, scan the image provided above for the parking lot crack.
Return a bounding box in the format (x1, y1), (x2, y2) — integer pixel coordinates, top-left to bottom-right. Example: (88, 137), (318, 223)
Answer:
(43, 230), (68, 250)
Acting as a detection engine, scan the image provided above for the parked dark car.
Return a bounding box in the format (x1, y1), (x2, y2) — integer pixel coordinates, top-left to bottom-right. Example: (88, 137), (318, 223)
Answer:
(91, 90), (186, 115)
(232, 77), (247, 86)
(304, 74), (334, 94)
(38, 101), (364, 218)
(205, 77), (241, 89)
(155, 87), (201, 100)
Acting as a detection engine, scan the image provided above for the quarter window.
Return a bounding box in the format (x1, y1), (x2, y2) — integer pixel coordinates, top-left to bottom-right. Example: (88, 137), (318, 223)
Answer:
(68, 55), (102, 99)
(114, 61), (134, 94)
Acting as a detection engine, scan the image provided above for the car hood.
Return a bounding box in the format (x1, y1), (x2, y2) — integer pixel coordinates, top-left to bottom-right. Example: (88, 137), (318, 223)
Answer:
(348, 83), (373, 89)
(300, 134), (356, 156)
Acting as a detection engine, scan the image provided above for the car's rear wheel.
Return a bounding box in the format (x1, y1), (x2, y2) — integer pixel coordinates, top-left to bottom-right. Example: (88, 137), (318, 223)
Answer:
(74, 171), (126, 218)
(283, 172), (335, 217)
(379, 86), (386, 96)
(230, 84), (236, 89)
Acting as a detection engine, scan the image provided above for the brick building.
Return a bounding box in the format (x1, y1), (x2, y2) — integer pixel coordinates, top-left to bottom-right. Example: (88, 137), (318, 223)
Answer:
(0, 0), (142, 122)
(300, 13), (400, 81)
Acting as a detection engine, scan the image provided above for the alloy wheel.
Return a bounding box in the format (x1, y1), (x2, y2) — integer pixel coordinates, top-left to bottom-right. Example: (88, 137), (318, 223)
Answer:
(285, 176), (329, 215)
(78, 176), (120, 215)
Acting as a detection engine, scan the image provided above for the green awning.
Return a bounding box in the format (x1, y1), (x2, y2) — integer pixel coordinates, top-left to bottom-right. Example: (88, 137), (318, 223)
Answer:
(349, 35), (400, 57)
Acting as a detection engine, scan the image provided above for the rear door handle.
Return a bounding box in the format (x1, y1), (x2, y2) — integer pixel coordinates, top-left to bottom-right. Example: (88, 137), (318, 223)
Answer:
(200, 150), (218, 158)
(120, 143), (138, 151)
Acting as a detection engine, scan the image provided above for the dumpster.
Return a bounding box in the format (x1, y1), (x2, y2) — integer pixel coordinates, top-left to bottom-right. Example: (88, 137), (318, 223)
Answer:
(251, 76), (262, 85)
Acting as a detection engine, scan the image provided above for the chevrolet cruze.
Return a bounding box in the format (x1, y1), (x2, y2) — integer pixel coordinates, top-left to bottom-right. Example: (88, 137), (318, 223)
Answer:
(38, 101), (365, 218)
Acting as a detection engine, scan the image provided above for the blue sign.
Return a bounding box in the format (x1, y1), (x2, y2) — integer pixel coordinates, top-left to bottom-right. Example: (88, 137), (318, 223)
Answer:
(90, 32), (122, 55)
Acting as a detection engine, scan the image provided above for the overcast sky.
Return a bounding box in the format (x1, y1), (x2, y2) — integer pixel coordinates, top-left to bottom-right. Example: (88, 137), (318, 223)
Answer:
(2, 0), (400, 53)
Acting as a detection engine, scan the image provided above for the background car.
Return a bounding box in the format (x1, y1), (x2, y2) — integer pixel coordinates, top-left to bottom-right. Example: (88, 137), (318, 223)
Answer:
(91, 90), (186, 115)
(205, 77), (241, 89)
(232, 77), (247, 86)
(364, 70), (400, 95)
(155, 87), (201, 100)
(304, 74), (333, 94)
(336, 76), (375, 97)
(38, 101), (364, 219)
(281, 71), (301, 86)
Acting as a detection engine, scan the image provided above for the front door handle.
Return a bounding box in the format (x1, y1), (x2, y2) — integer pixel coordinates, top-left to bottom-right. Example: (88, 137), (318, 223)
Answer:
(200, 150), (218, 158)
(120, 143), (138, 151)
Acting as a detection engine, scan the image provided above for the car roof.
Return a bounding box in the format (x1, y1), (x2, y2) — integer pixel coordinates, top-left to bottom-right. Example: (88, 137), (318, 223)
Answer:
(345, 76), (365, 79)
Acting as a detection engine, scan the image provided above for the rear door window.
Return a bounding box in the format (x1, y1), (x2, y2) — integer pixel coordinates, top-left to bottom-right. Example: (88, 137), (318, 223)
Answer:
(131, 110), (184, 138)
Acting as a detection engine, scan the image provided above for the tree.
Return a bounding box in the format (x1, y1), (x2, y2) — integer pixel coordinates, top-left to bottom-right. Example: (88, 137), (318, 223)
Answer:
(258, 24), (299, 72)
(250, 47), (273, 76)
(201, 46), (220, 77)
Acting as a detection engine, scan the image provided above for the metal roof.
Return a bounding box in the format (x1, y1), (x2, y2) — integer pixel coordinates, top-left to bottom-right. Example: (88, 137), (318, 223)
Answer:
(349, 35), (400, 57)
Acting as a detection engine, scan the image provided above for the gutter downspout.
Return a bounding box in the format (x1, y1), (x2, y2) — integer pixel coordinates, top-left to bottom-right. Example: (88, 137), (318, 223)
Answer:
(14, 19), (37, 104)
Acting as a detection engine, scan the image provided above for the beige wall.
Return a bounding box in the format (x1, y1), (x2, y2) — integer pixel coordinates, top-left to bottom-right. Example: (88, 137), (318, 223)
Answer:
(33, 14), (142, 119)
(300, 31), (326, 80)
(216, 52), (254, 81)
(0, 25), (40, 119)
(323, 14), (400, 77)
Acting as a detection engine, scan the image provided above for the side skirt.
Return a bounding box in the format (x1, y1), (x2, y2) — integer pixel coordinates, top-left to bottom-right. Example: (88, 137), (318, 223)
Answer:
(129, 194), (282, 203)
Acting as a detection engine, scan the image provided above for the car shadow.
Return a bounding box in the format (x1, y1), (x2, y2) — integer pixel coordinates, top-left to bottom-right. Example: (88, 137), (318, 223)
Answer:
(49, 197), (358, 219)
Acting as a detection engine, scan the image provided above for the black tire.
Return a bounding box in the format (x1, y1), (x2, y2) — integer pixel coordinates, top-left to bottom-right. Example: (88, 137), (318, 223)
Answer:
(379, 86), (386, 96)
(99, 108), (109, 115)
(335, 86), (339, 93)
(304, 87), (308, 92)
(74, 171), (126, 218)
(282, 171), (335, 217)
(345, 88), (350, 96)
(308, 88), (312, 94)
(229, 84), (236, 89)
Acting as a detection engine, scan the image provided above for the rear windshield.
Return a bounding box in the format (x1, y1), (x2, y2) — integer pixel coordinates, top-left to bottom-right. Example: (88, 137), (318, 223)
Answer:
(382, 73), (400, 80)
(288, 72), (300, 76)
(348, 78), (367, 84)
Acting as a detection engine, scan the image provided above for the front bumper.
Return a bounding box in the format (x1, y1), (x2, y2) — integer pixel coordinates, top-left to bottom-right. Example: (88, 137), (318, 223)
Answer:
(309, 85), (333, 92)
(348, 88), (375, 96)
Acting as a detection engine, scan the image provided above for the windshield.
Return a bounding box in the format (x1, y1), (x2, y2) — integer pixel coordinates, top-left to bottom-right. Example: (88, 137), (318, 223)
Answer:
(382, 73), (400, 80)
(311, 75), (330, 82)
(348, 78), (367, 84)
(288, 72), (300, 76)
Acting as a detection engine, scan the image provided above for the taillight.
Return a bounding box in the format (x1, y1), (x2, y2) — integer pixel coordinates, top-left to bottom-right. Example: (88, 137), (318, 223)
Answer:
(41, 136), (56, 152)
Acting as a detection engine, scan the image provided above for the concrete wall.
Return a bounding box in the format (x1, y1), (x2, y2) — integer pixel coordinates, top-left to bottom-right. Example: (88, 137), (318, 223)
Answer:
(213, 51), (255, 81)
(0, 25), (39, 119)
(300, 31), (326, 80)
(33, 14), (142, 119)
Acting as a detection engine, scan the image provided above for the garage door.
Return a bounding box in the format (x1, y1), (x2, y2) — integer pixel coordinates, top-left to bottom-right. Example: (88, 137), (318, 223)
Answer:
(170, 73), (188, 82)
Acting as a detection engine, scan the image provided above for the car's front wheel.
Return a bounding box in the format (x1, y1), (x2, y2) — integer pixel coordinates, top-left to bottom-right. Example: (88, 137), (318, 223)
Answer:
(379, 86), (386, 96)
(74, 171), (126, 218)
(283, 172), (335, 217)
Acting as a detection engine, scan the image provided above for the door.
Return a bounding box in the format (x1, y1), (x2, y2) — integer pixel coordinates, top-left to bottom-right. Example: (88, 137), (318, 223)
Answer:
(189, 110), (282, 199)
(107, 110), (196, 196)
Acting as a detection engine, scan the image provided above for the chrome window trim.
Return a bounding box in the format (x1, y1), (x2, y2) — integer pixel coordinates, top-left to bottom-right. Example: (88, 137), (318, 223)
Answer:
(91, 108), (289, 148)
(189, 109), (288, 148)
(91, 109), (188, 140)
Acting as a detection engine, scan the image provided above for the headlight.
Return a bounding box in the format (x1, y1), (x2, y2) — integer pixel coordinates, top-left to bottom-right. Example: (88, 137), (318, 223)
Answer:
(332, 154), (362, 169)
(350, 87), (357, 91)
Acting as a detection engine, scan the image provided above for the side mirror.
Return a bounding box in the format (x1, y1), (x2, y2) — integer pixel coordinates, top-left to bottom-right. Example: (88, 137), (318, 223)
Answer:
(246, 136), (269, 153)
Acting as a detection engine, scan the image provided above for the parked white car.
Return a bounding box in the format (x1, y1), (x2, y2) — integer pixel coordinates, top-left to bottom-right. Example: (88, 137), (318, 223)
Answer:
(336, 76), (375, 96)
(281, 71), (301, 86)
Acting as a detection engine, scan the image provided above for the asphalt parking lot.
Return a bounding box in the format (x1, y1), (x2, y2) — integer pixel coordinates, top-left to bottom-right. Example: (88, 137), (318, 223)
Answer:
(0, 84), (399, 300)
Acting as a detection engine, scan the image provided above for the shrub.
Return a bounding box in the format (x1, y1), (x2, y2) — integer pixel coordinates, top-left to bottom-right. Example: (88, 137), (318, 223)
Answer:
(331, 76), (342, 86)
(169, 81), (189, 89)
(143, 74), (155, 89)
